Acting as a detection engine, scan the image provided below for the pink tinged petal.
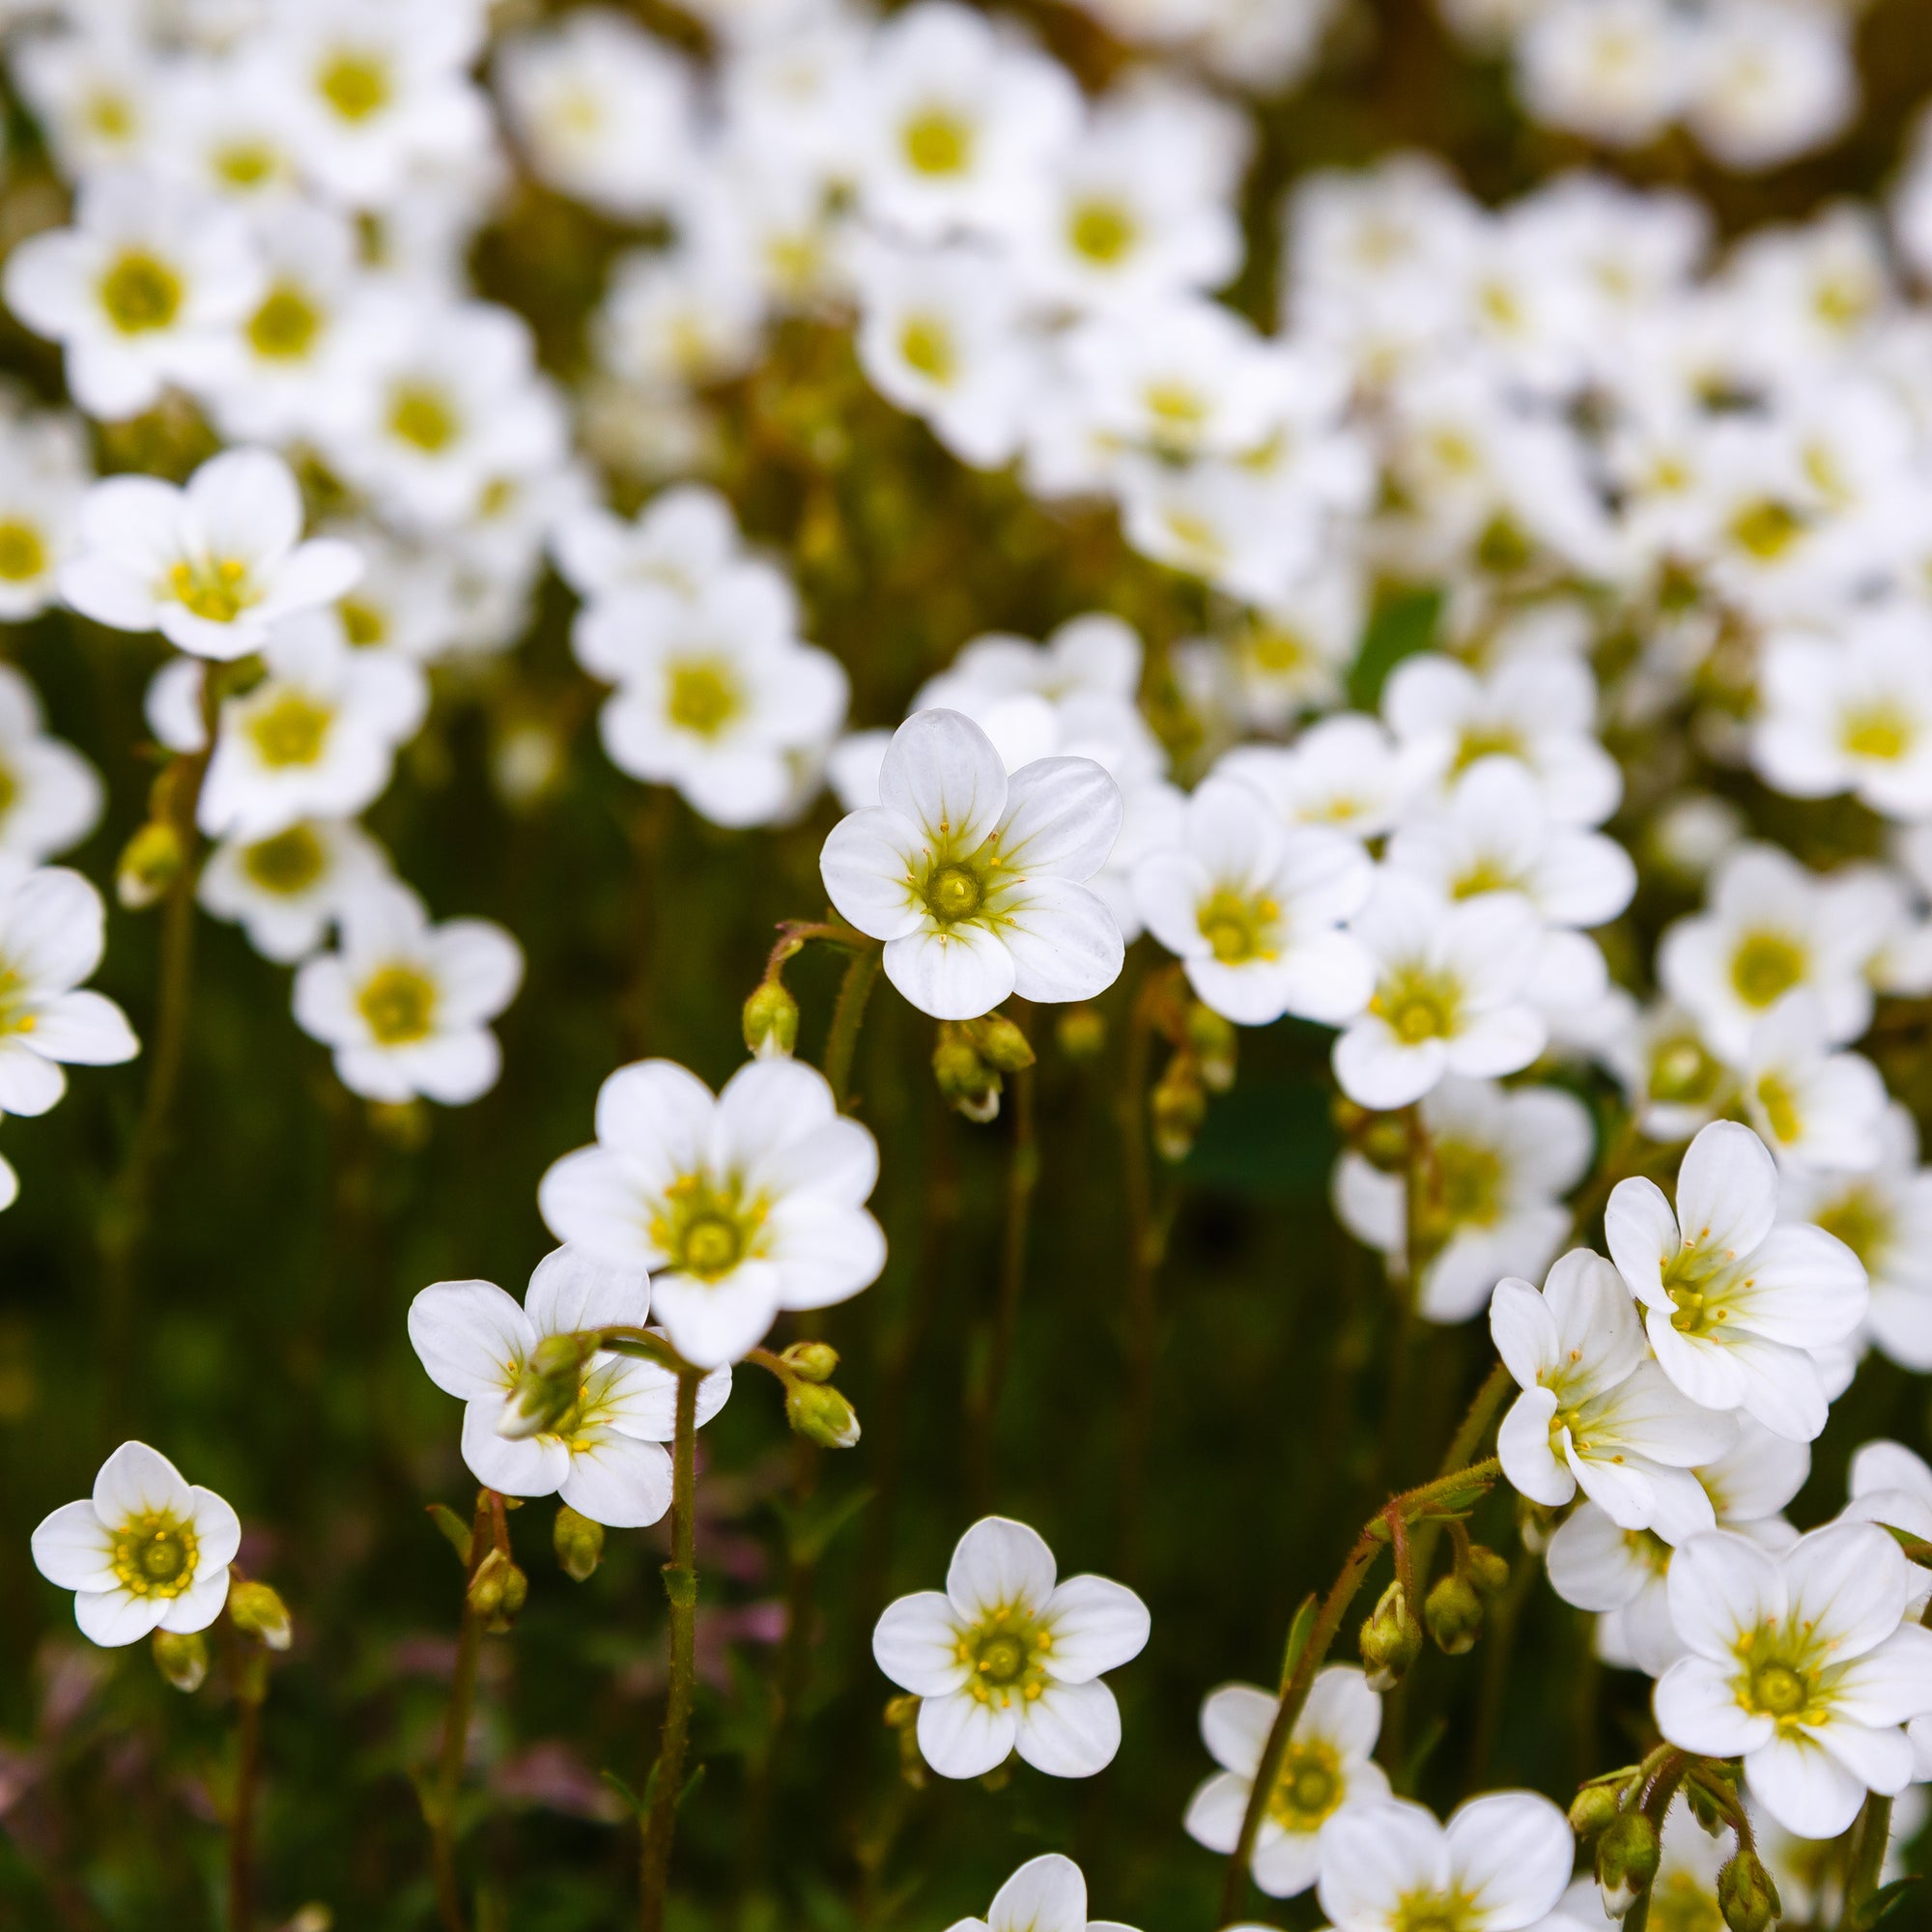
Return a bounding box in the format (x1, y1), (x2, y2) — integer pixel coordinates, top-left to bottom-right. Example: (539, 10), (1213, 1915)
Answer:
(1184, 1770), (1254, 1856)
(986, 1855), (1089, 1932)
(996, 757), (1122, 881)
(1297, 1666), (1383, 1761)
(819, 809), (926, 942)
(0, 1043), (67, 1114)
(187, 1487), (242, 1573)
(1332, 1018), (1447, 1111)
(1013, 1675), (1122, 1776)
(1654, 1657), (1774, 1756)
(1605, 1178), (1679, 1310)
(1666, 1531), (1785, 1662)
(524, 1246), (650, 1339)
(997, 878), (1124, 1006)
(1677, 1122), (1779, 1258)
(1200, 1682), (1277, 1777)
(948, 1516), (1058, 1619)
(25, 990), (138, 1065)
(1744, 1729), (1867, 1839)
(1317, 1800), (1451, 1929)
(1782, 1523), (1911, 1660)
(1831, 1625), (1932, 1727)
(883, 923), (1016, 1021)
(878, 709), (1009, 854)
(1041, 1574), (1150, 1682)
(459, 1404), (571, 1498)
(93, 1440), (194, 1523)
(74, 1587), (170, 1647)
(1499, 1387), (1575, 1509)
(556, 1430), (673, 1528)
(649, 1264), (784, 1369)
(157, 1566), (232, 1634)
(917, 1689), (1018, 1778)
(31, 1500), (115, 1591)
(1444, 1789), (1576, 1930)
(538, 1148), (657, 1272)
(873, 1590), (970, 1697)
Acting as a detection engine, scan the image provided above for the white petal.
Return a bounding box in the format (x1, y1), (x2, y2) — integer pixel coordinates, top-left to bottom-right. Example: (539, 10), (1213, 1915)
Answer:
(408, 1280), (531, 1400)
(1042, 1574), (1150, 1682)
(1654, 1657), (1773, 1757)
(948, 1517), (1058, 1618)
(1744, 1729), (1867, 1839)
(1444, 1790), (1575, 1930)
(31, 1499), (114, 1591)
(93, 1441), (194, 1523)
(872, 1590), (969, 1697)
(1200, 1682), (1276, 1777)
(73, 1586), (169, 1647)
(996, 757), (1122, 881)
(879, 709), (1009, 854)
(557, 1431), (674, 1528)
(1013, 1675), (1122, 1776)
(986, 1855), (1088, 1932)
(917, 1689), (1018, 1778)
(883, 923), (1016, 1021)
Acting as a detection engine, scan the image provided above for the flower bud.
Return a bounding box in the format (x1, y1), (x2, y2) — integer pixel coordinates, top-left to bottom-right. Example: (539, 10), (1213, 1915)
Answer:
(1151, 1061), (1206, 1163)
(153, 1628), (209, 1692)
(229, 1579), (294, 1651)
(933, 1028), (1000, 1122)
(742, 979), (799, 1059)
(1596, 1811), (1661, 1919)
(786, 1378), (861, 1448)
(1425, 1573), (1484, 1655)
(1717, 1849), (1779, 1932)
(498, 1332), (594, 1439)
(1358, 1580), (1423, 1690)
(1465, 1545), (1510, 1599)
(117, 820), (184, 910)
(1184, 1005), (1236, 1093)
(1055, 1008), (1106, 1060)
(468, 1549), (528, 1631)
(554, 1503), (605, 1582)
(968, 1013), (1035, 1073)
(1568, 1780), (1626, 1838)
(781, 1341), (839, 1383)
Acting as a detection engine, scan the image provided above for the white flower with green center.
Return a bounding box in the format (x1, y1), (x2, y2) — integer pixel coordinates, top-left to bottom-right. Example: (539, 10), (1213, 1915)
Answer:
(1183, 1668), (1390, 1897)
(945, 1853), (1138, 1932)
(1741, 992), (1887, 1174)
(198, 816), (389, 965)
(821, 708), (1125, 1022)
(1133, 773), (1374, 1029)
(1315, 1791), (1575, 1932)
(1606, 1120), (1866, 1442)
(872, 1516), (1149, 1779)
(0, 663), (101, 866)
(1492, 1248), (1736, 1536)
(0, 407), (89, 625)
(1654, 1523), (1932, 1837)
(539, 1055), (885, 1370)
(293, 880), (522, 1106)
(409, 1248), (728, 1528)
(58, 448), (361, 663)
(31, 1441), (240, 1647)
(1330, 872), (1548, 1111)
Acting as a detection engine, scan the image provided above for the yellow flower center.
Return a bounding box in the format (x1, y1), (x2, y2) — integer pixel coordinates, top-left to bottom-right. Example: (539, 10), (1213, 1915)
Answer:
(925, 864), (984, 923)
(956, 1604), (1051, 1707)
(1650, 1873), (1723, 1932)
(1841, 704), (1913, 763)
(1196, 889), (1278, 965)
(1754, 1072), (1802, 1146)
(666, 658), (740, 737)
(339, 598), (386, 647)
(1453, 724), (1522, 772)
(901, 106), (973, 177)
(1729, 931), (1804, 1009)
(214, 140), (278, 189)
(248, 283), (323, 360)
(1372, 967), (1461, 1045)
(1651, 1035), (1723, 1107)
(1392, 1892), (1477, 1932)
(169, 556), (256, 624)
(0, 519), (46, 583)
(319, 51), (390, 123)
(110, 1511), (199, 1599)
(246, 693), (333, 768)
(242, 825), (327, 895)
(898, 317), (955, 384)
(1730, 498), (1805, 562)
(1266, 1742), (1342, 1830)
(389, 383), (459, 453)
(99, 249), (183, 334)
(650, 1174), (767, 1281)
(357, 964), (438, 1044)
(1067, 199), (1137, 266)
(1812, 1185), (1889, 1269)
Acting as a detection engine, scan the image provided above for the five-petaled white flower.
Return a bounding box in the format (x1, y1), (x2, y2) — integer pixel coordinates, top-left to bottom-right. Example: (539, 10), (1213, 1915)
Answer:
(539, 1056), (886, 1370)
(31, 1441), (240, 1647)
(944, 1854), (1138, 1932)
(408, 1247), (729, 1528)
(872, 1516), (1150, 1780)
(820, 708), (1125, 1022)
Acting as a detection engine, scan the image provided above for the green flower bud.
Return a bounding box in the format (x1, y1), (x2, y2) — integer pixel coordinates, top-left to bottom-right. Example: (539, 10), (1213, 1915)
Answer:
(785, 1378), (861, 1448)
(1596, 1811), (1661, 1919)
(499, 1332), (595, 1440)
(1425, 1573), (1484, 1655)
(153, 1628), (209, 1692)
(1184, 1005), (1236, 1092)
(1358, 1580), (1423, 1690)
(968, 1013), (1035, 1073)
(1465, 1545), (1511, 1599)
(933, 1028), (1001, 1122)
(468, 1548), (528, 1631)
(1717, 1848), (1779, 1932)
(1151, 1061), (1206, 1163)
(1568, 1780), (1627, 1838)
(117, 820), (184, 910)
(781, 1341), (839, 1382)
(229, 1579), (294, 1652)
(742, 979), (800, 1059)
(554, 1503), (605, 1582)
(1055, 1008), (1106, 1060)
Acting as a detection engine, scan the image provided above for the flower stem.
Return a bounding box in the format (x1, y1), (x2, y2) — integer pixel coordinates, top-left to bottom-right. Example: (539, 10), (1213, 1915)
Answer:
(227, 1643), (266, 1932)
(639, 1369), (701, 1932)
(1214, 1458), (1500, 1925)
(1118, 969), (1164, 1575)
(823, 946), (881, 1112)
(967, 1053), (1036, 1512)
(428, 1491), (495, 1932)
(1841, 1790), (1892, 1929)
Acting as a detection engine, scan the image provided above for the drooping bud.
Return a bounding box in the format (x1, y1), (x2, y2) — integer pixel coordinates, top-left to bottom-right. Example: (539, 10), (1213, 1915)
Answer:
(781, 1341), (839, 1383)
(1465, 1545), (1510, 1599)
(467, 1548), (528, 1632)
(786, 1378), (861, 1448)
(117, 820), (184, 910)
(1151, 1060), (1206, 1163)
(1568, 1779), (1626, 1838)
(1358, 1580), (1423, 1690)
(1425, 1573), (1484, 1655)
(742, 979), (800, 1059)
(554, 1503), (605, 1582)
(933, 1027), (1001, 1122)
(1055, 1008), (1106, 1060)
(229, 1579), (294, 1651)
(1717, 1848), (1779, 1932)
(153, 1628), (209, 1692)
(968, 1013), (1035, 1074)
(1184, 1005), (1236, 1093)
(498, 1332), (594, 1440)
(1596, 1811), (1661, 1919)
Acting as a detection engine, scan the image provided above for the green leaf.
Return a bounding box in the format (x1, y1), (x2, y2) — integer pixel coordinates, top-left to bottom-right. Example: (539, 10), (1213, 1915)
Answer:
(789, 1484), (876, 1565)
(1279, 1594), (1319, 1691)
(426, 1503), (472, 1568)
(676, 1763), (706, 1811)
(1348, 586), (1441, 711)
(1852, 1875), (1922, 1930)
(601, 1768), (645, 1818)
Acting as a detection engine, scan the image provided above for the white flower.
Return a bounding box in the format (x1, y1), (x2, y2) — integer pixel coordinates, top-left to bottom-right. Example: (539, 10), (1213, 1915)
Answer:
(60, 448), (361, 662)
(31, 1441), (240, 1647)
(1133, 774), (1373, 1029)
(1333, 1076), (1593, 1322)
(539, 1056), (885, 1370)
(3, 173), (261, 421)
(0, 407), (91, 622)
(1315, 1791), (1575, 1932)
(553, 485), (746, 606)
(1685, 1), (1856, 174)
(1517, 0), (1692, 151)
(198, 817), (390, 965)
(1331, 873), (1548, 1111)
(573, 576), (846, 831)
(1655, 1523), (1932, 1837)
(292, 882), (523, 1106)
(0, 865), (139, 1119)
(408, 1247), (728, 1528)
(1493, 1248), (1736, 1536)
(1216, 713), (1425, 845)
(1606, 1121), (1867, 1442)
(1741, 993), (1888, 1174)
(197, 618), (427, 840)
(0, 665), (101, 864)
(944, 1854), (1137, 1932)
(872, 1516), (1149, 1779)
(1182, 1668), (1390, 1897)
(1599, 1000), (1735, 1145)
(820, 709), (1124, 1023)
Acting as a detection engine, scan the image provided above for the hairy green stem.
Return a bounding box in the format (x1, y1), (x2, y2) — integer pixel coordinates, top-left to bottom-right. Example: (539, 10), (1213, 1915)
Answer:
(1841, 1790), (1892, 1929)
(823, 946), (881, 1112)
(639, 1370), (701, 1932)
(227, 1646), (265, 1932)
(429, 1492), (495, 1932)
(1118, 971), (1163, 1574)
(968, 1055), (1037, 1511)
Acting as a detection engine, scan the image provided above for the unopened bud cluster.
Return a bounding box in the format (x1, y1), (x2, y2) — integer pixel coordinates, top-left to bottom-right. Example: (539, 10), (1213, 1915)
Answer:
(932, 1013), (1034, 1122)
(777, 1340), (862, 1447)
(1151, 1003), (1235, 1163)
